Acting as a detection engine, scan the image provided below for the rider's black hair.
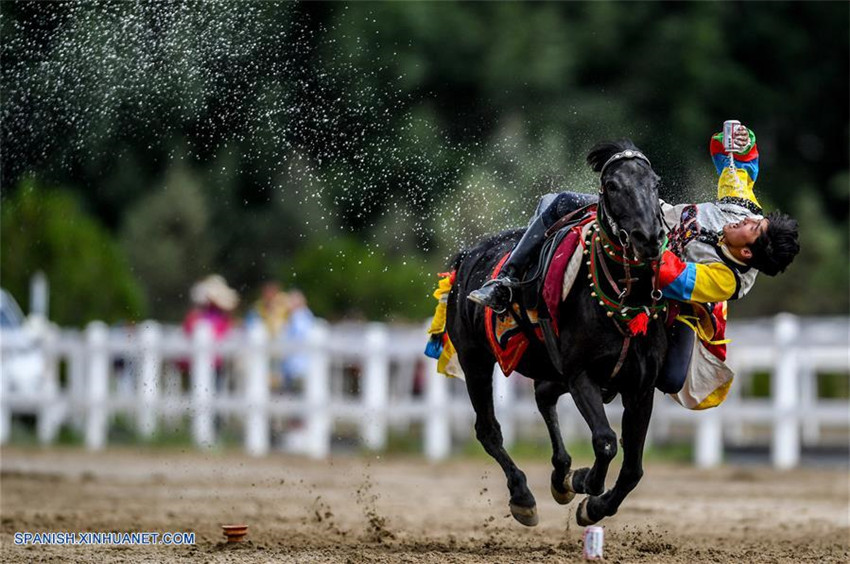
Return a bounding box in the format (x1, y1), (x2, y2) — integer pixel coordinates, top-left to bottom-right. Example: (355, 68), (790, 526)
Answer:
(748, 211), (800, 276)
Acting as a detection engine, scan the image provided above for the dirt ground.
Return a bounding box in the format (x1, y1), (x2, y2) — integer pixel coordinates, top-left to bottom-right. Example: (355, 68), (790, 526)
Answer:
(1, 447), (847, 563)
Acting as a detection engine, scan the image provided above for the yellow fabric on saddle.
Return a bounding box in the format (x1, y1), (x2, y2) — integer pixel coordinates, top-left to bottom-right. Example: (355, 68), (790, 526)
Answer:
(427, 273), (453, 337)
(426, 271), (465, 380)
(437, 337), (462, 380)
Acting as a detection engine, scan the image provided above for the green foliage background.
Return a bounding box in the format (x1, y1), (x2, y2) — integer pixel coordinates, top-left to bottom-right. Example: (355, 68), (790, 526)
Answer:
(1, 2), (847, 325)
(1, 179), (144, 325)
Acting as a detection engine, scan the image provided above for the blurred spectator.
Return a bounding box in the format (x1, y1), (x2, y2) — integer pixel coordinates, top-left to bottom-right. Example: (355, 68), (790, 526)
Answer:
(245, 282), (289, 338)
(281, 289), (315, 392)
(245, 281), (289, 392)
(182, 275), (239, 388)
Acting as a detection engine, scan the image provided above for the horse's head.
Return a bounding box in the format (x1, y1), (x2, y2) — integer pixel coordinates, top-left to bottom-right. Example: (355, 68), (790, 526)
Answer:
(587, 140), (664, 261)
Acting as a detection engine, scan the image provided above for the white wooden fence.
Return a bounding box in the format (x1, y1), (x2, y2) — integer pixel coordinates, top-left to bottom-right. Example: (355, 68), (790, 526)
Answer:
(1, 314), (847, 468)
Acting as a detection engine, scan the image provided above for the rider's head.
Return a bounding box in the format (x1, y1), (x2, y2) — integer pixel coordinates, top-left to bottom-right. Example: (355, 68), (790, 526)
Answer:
(723, 211), (800, 276)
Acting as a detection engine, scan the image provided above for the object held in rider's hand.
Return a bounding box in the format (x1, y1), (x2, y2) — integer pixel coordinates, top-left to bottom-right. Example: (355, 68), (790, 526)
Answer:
(723, 120), (742, 153)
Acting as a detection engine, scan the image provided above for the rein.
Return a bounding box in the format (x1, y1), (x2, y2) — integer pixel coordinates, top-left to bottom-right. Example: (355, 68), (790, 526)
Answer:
(583, 221), (667, 379)
(584, 222), (667, 328)
(587, 148), (668, 378)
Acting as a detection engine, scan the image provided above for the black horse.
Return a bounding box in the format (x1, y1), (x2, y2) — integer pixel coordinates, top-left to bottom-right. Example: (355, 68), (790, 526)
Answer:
(445, 140), (668, 527)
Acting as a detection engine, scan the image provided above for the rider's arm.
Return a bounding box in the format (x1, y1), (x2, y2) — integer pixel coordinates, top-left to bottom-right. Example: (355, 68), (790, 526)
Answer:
(710, 127), (760, 206)
(657, 250), (741, 303)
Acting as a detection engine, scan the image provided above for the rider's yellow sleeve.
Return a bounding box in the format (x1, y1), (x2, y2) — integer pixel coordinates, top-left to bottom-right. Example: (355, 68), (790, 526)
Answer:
(690, 262), (739, 303)
(659, 251), (740, 303)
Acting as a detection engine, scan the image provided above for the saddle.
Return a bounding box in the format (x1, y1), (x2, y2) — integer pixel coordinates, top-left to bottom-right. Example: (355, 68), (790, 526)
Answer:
(485, 207), (597, 376)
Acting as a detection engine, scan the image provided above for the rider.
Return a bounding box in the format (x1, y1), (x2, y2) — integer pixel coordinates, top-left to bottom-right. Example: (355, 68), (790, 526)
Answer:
(656, 124), (799, 305)
(652, 124), (799, 397)
(468, 124), (800, 312)
(467, 124), (800, 400)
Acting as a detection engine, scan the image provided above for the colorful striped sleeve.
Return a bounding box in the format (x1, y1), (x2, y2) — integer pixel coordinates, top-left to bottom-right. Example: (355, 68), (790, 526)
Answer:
(658, 250), (739, 303)
(710, 128), (760, 206)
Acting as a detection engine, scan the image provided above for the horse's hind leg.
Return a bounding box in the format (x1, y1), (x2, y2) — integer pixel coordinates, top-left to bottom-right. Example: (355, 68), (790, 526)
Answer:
(464, 354), (538, 526)
(534, 380), (574, 505)
(577, 389), (654, 526)
(569, 370), (617, 497)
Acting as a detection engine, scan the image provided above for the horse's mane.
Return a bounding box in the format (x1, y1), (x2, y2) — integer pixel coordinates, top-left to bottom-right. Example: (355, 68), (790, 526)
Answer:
(449, 228), (524, 272)
(586, 139), (639, 172)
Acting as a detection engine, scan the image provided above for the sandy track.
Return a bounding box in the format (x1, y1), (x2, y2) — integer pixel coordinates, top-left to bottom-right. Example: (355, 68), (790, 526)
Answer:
(1, 447), (848, 563)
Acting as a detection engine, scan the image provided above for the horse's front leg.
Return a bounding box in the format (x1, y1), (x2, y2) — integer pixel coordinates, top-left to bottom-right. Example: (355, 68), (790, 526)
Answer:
(577, 387), (654, 526)
(463, 354), (538, 526)
(568, 370), (617, 496)
(533, 380), (574, 505)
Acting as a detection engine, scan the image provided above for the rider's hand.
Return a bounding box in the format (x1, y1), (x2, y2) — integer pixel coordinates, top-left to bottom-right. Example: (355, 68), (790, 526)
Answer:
(732, 125), (750, 152)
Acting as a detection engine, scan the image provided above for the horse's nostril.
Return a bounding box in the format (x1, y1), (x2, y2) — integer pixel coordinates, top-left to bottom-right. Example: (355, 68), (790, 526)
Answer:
(630, 228), (665, 260)
(631, 230), (648, 244)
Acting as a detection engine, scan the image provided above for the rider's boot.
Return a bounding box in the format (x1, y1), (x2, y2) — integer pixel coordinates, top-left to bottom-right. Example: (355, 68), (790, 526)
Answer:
(468, 215), (549, 312)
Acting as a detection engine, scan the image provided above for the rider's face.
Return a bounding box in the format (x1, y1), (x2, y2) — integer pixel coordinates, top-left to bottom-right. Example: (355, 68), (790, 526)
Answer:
(722, 216), (768, 261)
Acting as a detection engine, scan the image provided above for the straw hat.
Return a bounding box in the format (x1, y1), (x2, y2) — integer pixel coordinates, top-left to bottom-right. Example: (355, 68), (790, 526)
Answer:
(190, 275), (239, 311)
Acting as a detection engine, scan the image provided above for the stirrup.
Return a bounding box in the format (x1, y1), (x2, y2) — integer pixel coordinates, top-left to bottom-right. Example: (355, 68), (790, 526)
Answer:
(467, 277), (514, 314)
(484, 276), (518, 290)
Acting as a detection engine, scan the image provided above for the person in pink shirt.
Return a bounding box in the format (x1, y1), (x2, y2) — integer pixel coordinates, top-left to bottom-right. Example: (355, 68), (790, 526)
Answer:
(182, 275), (240, 378)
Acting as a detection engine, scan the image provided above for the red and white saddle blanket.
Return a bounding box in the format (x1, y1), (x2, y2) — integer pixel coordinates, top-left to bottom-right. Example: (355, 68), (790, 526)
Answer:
(483, 223), (587, 376)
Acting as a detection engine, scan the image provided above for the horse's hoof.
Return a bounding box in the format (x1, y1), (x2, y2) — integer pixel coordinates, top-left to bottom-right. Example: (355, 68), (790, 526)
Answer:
(576, 497), (600, 527)
(551, 482), (576, 505)
(509, 503), (539, 527)
(564, 470), (578, 493)
(551, 471), (576, 505)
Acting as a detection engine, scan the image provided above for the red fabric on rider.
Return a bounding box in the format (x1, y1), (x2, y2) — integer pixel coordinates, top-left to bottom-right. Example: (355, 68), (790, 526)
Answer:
(657, 249), (688, 289)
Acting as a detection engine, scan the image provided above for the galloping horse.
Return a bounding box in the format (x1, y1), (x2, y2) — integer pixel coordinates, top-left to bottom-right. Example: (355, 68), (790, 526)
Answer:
(445, 140), (668, 527)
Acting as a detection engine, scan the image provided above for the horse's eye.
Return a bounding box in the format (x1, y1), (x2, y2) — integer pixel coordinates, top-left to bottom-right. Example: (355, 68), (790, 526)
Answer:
(604, 180), (618, 191)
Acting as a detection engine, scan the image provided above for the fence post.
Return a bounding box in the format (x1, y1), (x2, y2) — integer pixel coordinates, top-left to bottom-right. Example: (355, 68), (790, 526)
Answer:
(695, 409), (723, 468)
(725, 361), (747, 446)
(37, 325), (62, 444)
(68, 343), (87, 432)
(772, 313), (800, 469)
(85, 322), (109, 450)
(244, 323), (270, 456)
(424, 355), (450, 460)
(362, 324), (389, 451)
(799, 364), (820, 445)
(305, 321), (331, 459)
(0, 364), (9, 443)
(191, 320), (215, 448)
(136, 321), (162, 439)
(137, 322), (161, 439)
(492, 364), (515, 447)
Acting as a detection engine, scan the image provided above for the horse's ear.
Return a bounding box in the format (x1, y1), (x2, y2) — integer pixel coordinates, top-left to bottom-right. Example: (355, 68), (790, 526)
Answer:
(587, 142), (620, 173)
(586, 139), (639, 172)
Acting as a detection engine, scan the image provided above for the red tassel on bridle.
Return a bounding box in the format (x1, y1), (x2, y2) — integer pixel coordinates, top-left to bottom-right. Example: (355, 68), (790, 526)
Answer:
(627, 312), (650, 336)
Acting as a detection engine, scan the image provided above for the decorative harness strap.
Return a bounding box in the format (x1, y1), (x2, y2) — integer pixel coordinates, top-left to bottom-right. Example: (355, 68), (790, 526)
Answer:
(589, 148), (666, 379)
(584, 222), (667, 331)
(575, 219), (668, 380)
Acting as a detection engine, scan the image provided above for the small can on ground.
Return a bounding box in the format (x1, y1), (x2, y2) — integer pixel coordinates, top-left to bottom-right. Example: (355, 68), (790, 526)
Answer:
(582, 525), (604, 560)
(723, 119), (742, 153)
(221, 524), (248, 543)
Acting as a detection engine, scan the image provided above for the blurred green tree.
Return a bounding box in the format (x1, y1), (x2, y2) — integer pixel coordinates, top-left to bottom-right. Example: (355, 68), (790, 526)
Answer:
(120, 161), (214, 321)
(279, 235), (436, 321)
(2, 1), (847, 319)
(0, 178), (145, 325)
